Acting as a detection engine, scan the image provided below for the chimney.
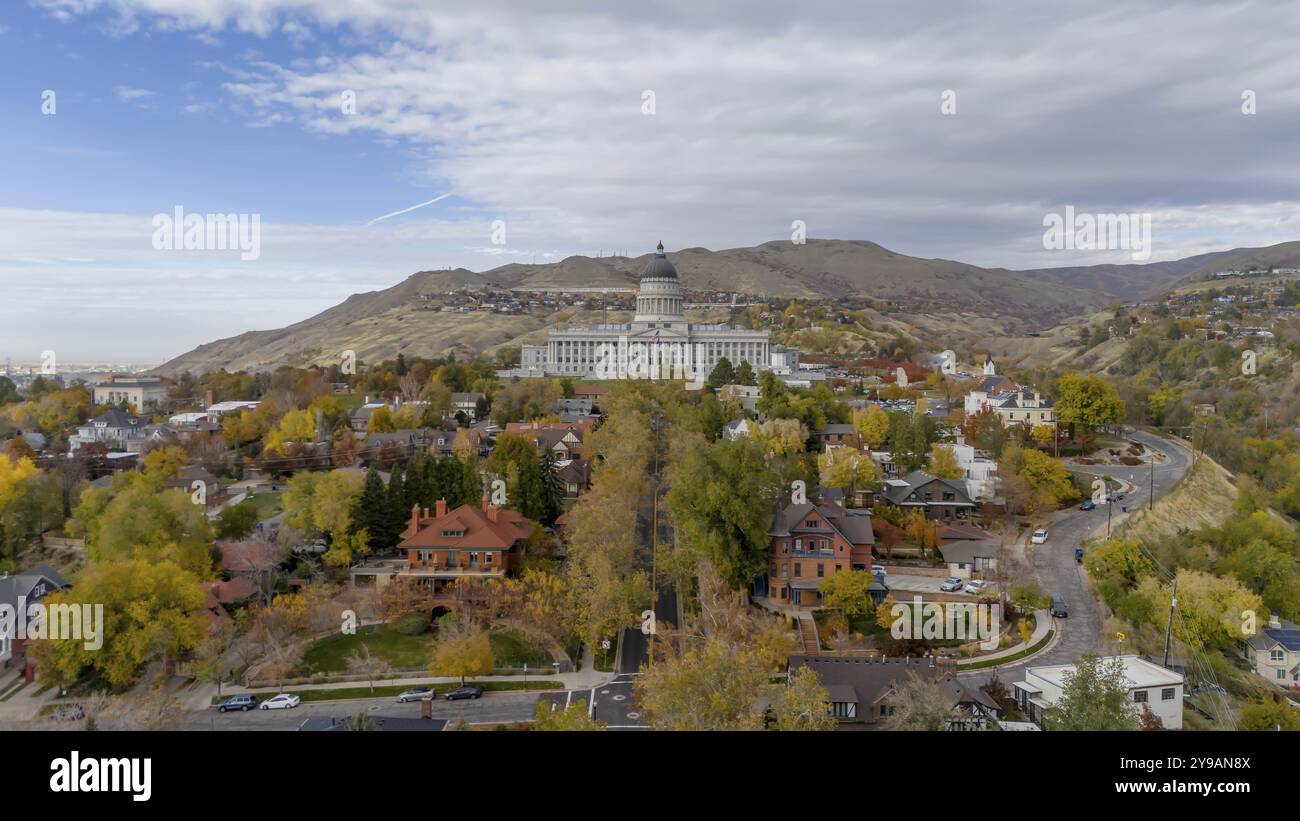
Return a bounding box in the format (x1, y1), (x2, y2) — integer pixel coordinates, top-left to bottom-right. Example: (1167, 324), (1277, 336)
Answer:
(410, 503), (420, 536)
(435, 499), (446, 518)
(481, 488), (489, 512)
(1269, 613), (1282, 629)
(487, 505), (498, 523)
(204, 389), (214, 410)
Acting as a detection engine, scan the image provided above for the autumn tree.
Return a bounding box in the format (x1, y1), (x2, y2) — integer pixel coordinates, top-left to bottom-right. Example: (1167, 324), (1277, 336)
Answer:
(770, 666), (836, 731)
(1042, 655), (1139, 731)
(533, 698), (606, 731)
(429, 619), (495, 683)
(883, 673), (954, 730)
(1055, 373), (1125, 455)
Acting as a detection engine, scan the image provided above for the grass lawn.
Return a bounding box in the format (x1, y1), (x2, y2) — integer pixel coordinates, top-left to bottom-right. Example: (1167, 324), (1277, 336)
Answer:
(245, 490), (283, 520)
(490, 630), (554, 667)
(298, 625), (553, 675)
(958, 629), (1055, 670)
(299, 625), (437, 675)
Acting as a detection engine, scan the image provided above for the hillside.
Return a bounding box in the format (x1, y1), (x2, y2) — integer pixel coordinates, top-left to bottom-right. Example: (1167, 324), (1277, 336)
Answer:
(155, 238), (1300, 376)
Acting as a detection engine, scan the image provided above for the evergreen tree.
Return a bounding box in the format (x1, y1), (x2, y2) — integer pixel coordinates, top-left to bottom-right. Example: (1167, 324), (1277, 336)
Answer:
(354, 468), (391, 552)
(385, 467), (409, 547)
(708, 357), (736, 389)
(735, 360), (756, 386)
(539, 450), (564, 524)
(459, 455), (482, 508)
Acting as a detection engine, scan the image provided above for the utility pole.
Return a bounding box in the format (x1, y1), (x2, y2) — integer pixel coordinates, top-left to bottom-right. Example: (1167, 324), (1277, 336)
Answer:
(1149, 450), (1155, 511)
(1162, 582), (1178, 668)
(1106, 492), (1113, 538)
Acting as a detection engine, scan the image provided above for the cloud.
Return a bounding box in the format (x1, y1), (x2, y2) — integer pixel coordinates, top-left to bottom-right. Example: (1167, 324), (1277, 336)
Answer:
(114, 85), (154, 104)
(19, 0), (1300, 358)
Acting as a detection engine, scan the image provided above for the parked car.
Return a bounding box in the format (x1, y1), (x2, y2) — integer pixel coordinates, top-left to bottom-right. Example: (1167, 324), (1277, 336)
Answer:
(1079, 500), (1096, 511)
(444, 685), (484, 701)
(217, 695), (257, 712)
(397, 687), (435, 703)
(1110, 491), (1125, 502)
(1050, 598), (1069, 617)
(1031, 528), (1049, 544)
(963, 580), (988, 595)
(939, 577), (965, 592)
(260, 693), (301, 710)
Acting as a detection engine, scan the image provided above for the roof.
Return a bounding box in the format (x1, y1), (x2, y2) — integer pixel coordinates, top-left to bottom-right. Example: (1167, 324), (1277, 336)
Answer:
(819, 424), (856, 436)
(769, 501), (875, 546)
(788, 655), (939, 722)
(201, 576), (260, 604)
(1025, 655), (1183, 690)
(400, 501), (535, 550)
(880, 471), (973, 506)
(215, 539), (281, 574)
(89, 409), (144, 429)
(938, 539), (1001, 565)
(1248, 619), (1300, 652)
(639, 241), (678, 280)
(0, 564), (70, 609)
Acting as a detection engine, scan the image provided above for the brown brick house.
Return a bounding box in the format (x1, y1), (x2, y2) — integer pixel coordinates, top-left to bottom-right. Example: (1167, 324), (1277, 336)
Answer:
(350, 494), (535, 595)
(765, 498), (875, 607)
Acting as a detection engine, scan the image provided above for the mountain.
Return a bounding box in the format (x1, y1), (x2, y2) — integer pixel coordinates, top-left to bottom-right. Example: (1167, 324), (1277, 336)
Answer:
(154, 238), (1297, 375)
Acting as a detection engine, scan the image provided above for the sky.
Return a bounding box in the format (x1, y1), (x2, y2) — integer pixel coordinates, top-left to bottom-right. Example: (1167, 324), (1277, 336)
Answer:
(3, 0), (1300, 362)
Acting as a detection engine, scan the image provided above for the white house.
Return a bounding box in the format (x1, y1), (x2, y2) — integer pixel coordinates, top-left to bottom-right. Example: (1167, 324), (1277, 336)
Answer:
(1242, 616), (1300, 690)
(950, 443), (998, 500)
(93, 375), (168, 410)
(1013, 655), (1184, 729)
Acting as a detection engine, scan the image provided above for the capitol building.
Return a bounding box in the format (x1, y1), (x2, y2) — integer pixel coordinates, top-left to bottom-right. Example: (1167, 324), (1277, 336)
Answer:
(517, 242), (777, 380)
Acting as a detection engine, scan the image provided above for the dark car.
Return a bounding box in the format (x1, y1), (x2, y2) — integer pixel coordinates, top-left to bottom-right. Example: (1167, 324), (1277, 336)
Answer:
(1079, 500), (1096, 511)
(217, 695), (257, 712)
(444, 685), (484, 701)
(1050, 598), (1068, 618)
(1110, 491), (1125, 502)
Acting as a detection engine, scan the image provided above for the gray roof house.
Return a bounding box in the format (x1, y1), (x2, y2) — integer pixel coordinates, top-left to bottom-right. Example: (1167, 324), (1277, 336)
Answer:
(0, 565), (71, 675)
(880, 471), (976, 521)
(1242, 616), (1300, 689)
(787, 655), (997, 728)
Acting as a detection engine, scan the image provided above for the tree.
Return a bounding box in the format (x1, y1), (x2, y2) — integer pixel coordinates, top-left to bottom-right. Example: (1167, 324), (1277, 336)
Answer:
(770, 667), (836, 731)
(667, 437), (779, 589)
(533, 698), (606, 730)
(817, 449), (878, 493)
(346, 644), (394, 694)
(366, 406), (397, 434)
(927, 443), (965, 480)
(1041, 654), (1139, 731)
(634, 639), (768, 730)
(215, 500), (260, 540)
(853, 406), (890, 449)
(1240, 697), (1300, 731)
(818, 570), (875, 617)
(355, 467), (393, 552)
(71, 473), (213, 577)
(708, 357), (736, 389)
(1055, 373), (1125, 455)
(31, 559), (207, 688)
(429, 621), (494, 684)
(734, 360), (756, 386)
(883, 673), (953, 730)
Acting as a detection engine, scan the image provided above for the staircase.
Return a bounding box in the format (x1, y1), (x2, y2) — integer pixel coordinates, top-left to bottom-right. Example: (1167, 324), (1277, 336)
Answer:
(796, 614), (820, 657)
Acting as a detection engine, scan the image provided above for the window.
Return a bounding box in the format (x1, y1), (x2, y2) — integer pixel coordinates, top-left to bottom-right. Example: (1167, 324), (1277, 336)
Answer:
(1270, 648), (1285, 662)
(1133, 690), (1148, 703)
(793, 564), (801, 578)
(1161, 688), (1174, 701)
(793, 538), (802, 551)
(817, 564), (825, 578)
(1279, 670), (1287, 680)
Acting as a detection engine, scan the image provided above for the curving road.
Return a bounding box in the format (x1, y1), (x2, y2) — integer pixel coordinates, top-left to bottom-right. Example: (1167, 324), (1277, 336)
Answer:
(963, 428), (1193, 683)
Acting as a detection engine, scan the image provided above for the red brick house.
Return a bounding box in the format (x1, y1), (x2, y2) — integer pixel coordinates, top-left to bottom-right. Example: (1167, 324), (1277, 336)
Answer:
(765, 499), (875, 607)
(350, 494), (534, 595)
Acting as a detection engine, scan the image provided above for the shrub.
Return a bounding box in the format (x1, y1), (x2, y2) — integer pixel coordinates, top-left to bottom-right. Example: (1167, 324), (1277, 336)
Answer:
(393, 611), (430, 636)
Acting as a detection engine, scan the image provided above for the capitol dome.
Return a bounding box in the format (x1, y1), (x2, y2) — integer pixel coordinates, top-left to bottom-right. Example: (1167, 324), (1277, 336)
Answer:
(639, 241), (678, 280)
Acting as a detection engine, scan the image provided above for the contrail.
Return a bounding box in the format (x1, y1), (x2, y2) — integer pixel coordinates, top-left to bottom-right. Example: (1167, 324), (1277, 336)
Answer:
(366, 192), (453, 225)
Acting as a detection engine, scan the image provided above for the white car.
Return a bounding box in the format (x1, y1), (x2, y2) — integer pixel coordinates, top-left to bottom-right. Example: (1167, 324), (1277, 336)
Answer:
(939, 577), (964, 592)
(260, 693), (300, 710)
(1030, 528), (1049, 544)
(963, 580), (988, 596)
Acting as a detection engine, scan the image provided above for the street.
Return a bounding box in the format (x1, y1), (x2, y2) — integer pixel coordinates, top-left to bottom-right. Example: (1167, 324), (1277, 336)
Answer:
(962, 428), (1193, 683)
